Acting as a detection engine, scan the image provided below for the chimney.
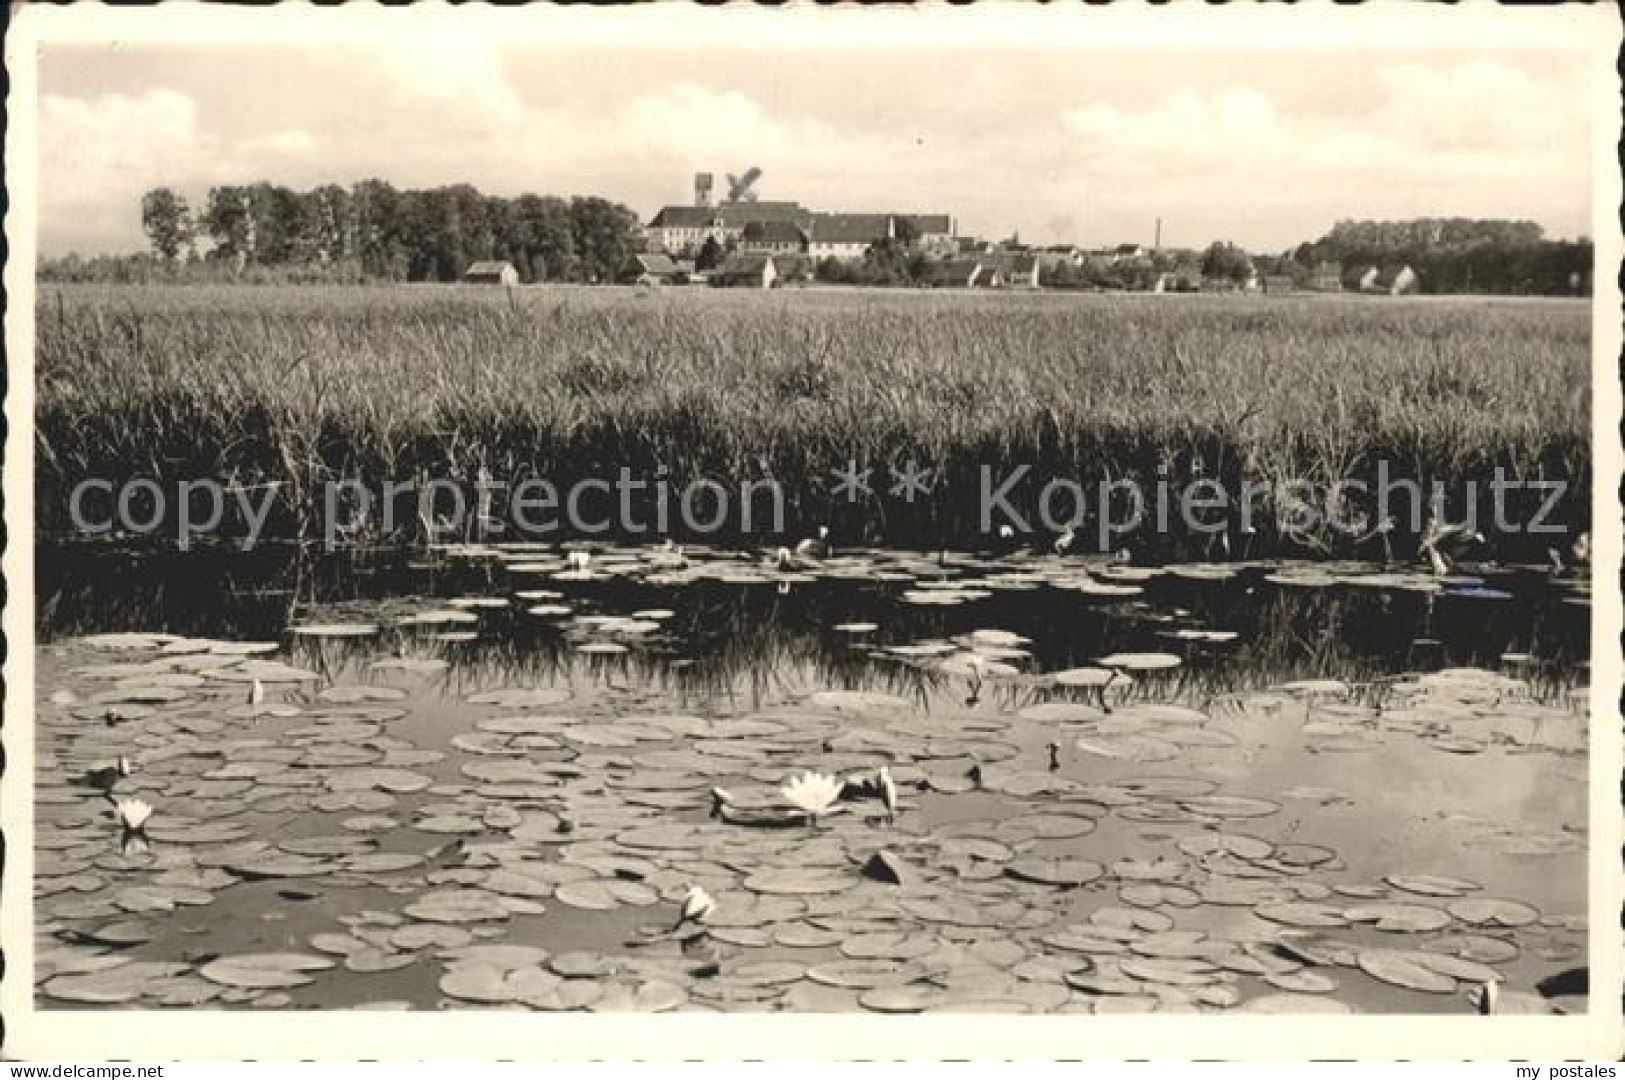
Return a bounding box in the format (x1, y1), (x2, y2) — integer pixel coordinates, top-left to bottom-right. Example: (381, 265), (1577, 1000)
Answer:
(694, 172), (714, 208)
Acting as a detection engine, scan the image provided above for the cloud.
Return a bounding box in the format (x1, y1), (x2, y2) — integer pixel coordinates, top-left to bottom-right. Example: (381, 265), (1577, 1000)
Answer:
(1052, 60), (1588, 245)
(1064, 88), (1287, 165)
(248, 129), (319, 156)
(616, 84), (778, 154)
(41, 88), (202, 182)
(266, 129), (317, 155)
(362, 42), (524, 130)
(34, 54), (1590, 256)
(39, 89), (206, 253)
(596, 84), (889, 200)
(1059, 65), (1579, 178)
(1374, 59), (1581, 151)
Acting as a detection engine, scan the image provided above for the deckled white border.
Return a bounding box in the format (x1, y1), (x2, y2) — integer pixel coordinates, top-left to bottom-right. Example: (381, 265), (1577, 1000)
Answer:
(3, 2), (1620, 1061)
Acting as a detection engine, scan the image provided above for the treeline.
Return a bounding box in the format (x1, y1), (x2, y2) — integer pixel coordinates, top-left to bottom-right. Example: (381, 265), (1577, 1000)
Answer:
(1291, 218), (1591, 295)
(40, 181), (642, 285)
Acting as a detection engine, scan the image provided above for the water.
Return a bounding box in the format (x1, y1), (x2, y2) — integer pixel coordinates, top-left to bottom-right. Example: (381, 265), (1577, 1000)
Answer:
(32, 543), (1591, 1013)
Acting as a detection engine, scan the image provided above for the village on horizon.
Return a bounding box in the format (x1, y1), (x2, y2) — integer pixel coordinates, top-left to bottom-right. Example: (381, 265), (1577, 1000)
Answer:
(605, 168), (1385, 294)
(43, 164), (1594, 298)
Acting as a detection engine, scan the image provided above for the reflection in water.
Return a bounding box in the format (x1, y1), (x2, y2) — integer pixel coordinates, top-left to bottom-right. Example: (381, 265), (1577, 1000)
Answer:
(32, 542), (1591, 1014)
(38, 544), (1589, 710)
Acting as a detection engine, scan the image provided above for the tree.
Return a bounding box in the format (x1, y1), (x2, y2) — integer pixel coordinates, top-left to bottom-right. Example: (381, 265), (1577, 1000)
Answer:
(130, 179), (759, 287)
(1045, 260), (1081, 289)
(295, 184), (352, 263)
(858, 241), (895, 285)
(350, 179), (407, 279)
(244, 183), (304, 264)
(568, 197), (639, 284)
(141, 188), (194, 262)
(815, 256), (853, 284)
(1290, 217), (1580, 295)
(1201, 241), (1254, 285)
(202, 186), (255, 266)
(514, 194), (577, 283)
(696, 235), (726, 271)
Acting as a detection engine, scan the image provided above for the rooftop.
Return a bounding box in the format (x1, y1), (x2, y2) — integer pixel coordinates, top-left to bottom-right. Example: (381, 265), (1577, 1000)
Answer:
(809, 213), (892, 244)
(742, 220), (810, 245)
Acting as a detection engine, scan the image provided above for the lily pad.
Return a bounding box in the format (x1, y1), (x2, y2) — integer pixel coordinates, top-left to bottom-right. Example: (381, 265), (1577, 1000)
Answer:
(200, 953), (334, 989)
(1097, 652), (1182, 671)
(1384, 873), (1481, 898)
(1052, 667), (1124, 688)
(858, 984), (945, 1012)
(1255, 902), (1349, 929)
(1005, 858), (1104, 887)
(1265, 969), (1339, 995)
(403, 889), (512, 924)
(806, 959), (929, 988)
(292, 624), (380, 637)
(1424, 934), (1520, 964)
(589, 980), (688, 1012)
(1356, 949), (1458, 994)
(1343, 903), (1452, 933)
(1447, 897), (1540, 928)
(743, 868), (856, 895)
(43, 962), (192, 1004)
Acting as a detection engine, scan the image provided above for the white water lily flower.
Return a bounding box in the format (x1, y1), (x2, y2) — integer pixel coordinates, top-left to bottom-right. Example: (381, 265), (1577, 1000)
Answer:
(878, 766), (899, 824)
(115, 797), (154, 832)
(780, 771), (844, 823)
(673, 885), (716, 931)
(709, 787), (733, 819)
(1469, 979), (1560, 1015)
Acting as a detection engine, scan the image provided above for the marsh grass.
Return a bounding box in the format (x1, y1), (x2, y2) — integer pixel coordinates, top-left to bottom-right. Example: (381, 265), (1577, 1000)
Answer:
(35, 284), (1590, 554)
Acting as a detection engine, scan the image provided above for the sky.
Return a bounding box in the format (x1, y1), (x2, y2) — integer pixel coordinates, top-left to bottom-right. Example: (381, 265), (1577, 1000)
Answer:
(35, 41), (1594, 257)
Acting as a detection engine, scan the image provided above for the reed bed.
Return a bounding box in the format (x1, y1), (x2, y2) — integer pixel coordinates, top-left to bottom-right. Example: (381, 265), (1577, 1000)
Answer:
(34, 284), (1591, 555)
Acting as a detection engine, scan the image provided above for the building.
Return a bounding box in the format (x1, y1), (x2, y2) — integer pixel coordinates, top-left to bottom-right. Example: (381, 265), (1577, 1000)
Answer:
(711, 254), (779, 289)
(1383, 265), (1420, 295)
(899, 214), (956, 256)
(926, 259), (999, 288)
(1355, 264), (1420, 295)
(803, 212), (956, 260)
(1004, 254), (1041, 288)
(808, 213), (893, 260)
(1041, 246), (1086, 269)
(646, 206), (729, 256)
(1309, 261), (1343, 291)
(740, 220), (810, 256)
(628, 253), (684, 286)
(462, 260), (518, 286)
(979, 251), (1039, 287)
(648, 192), (956, 260)
(646, 200), (814, 256)
(1151, 269), (1202, 294)
(717, 201), (812, 229)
